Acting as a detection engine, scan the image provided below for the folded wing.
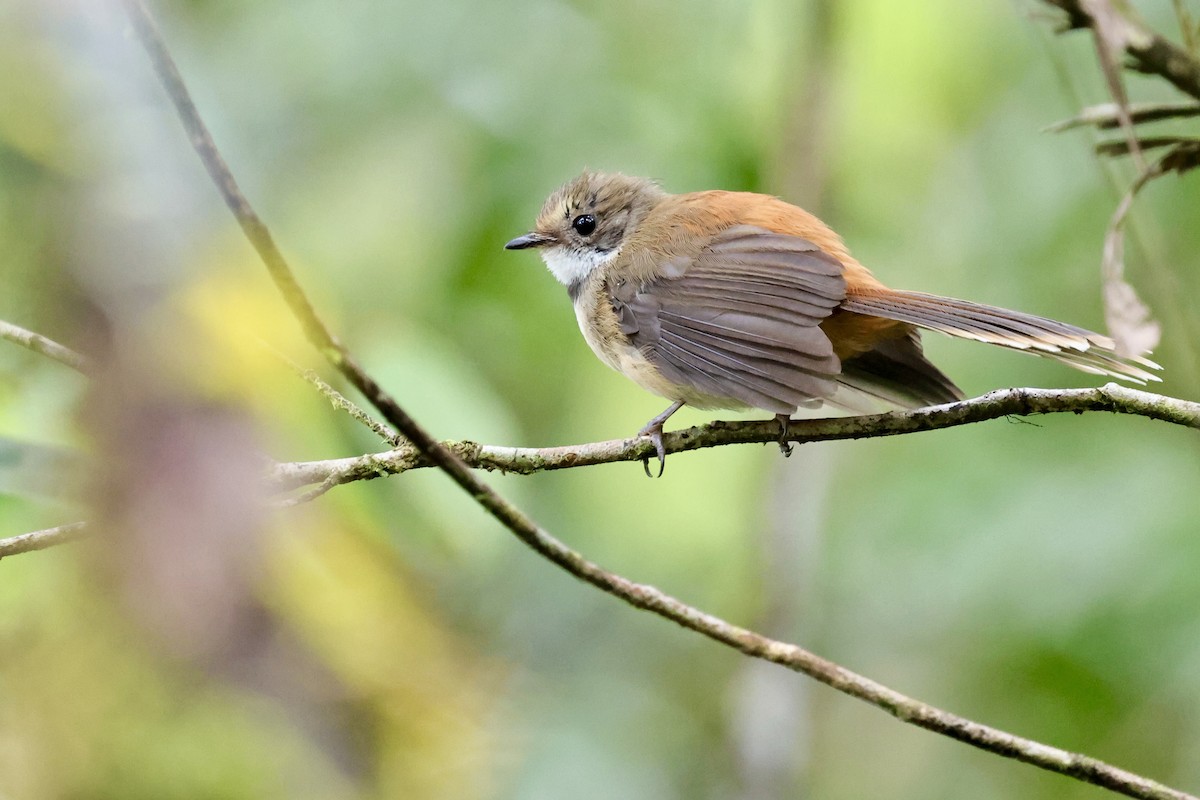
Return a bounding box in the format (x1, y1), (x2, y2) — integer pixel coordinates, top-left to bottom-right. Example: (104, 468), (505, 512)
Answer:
(609, 225), (846, 414)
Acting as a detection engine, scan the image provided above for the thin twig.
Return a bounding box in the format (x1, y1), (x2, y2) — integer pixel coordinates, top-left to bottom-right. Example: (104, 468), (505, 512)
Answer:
(275, 473), (343, 507)
(0, 522), (89, 560)
(1085, 0), (1147, 170)
(1104, 161), (1166, 282)
(0, 320), (89, 374)
(269, 384), (1200, 491)
(277, 354), (404, 448)
(1099, 155), (1166, 356)
(1044, 101), (1200, 132)
(1044, 0), (1200, 101)
(120, 3), (1198, 798)
(1095, 135), (1200, 158)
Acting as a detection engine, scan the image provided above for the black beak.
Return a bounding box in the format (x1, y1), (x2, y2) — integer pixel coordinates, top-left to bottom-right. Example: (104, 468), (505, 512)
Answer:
(504, 232), (552, 250)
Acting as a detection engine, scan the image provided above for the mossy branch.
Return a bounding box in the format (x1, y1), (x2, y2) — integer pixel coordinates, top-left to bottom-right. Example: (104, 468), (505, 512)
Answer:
(269, 384), (1200, 492)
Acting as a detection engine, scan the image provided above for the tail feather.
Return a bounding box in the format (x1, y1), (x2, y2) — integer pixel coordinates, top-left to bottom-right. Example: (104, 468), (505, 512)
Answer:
(842, 290), (1160, 384)
(835, 329), (964, 410)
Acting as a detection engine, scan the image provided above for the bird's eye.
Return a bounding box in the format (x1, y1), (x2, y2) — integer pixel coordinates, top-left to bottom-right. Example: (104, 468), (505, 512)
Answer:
(572, 214), (596, 236)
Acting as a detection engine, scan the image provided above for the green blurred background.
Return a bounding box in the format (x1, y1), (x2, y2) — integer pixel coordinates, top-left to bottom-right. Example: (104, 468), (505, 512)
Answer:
(2, 1), (1198, 798)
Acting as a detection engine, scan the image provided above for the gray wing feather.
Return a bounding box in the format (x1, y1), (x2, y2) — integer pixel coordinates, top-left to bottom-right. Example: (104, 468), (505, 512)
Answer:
(611, 225), (846, 413)
(842, 290), (1159, 383)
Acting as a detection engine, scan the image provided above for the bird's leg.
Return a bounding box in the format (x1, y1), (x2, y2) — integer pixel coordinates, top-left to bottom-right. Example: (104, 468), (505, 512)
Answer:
(638, 400), (686, 478)
(775, 413), (794, 457)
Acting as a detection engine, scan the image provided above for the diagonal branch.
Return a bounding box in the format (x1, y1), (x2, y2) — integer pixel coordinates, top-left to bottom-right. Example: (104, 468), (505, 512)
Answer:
(1, 502), (1193, 800)
(0, 522), (89, 560)
(269, 384), (1200, 493)
(118, 3), (1198, 798)
(1044, 0), (1200, 101)
(276, 353), (404, 448)
(1084, 0), (1148, 170)
(0, 319), (90, 374)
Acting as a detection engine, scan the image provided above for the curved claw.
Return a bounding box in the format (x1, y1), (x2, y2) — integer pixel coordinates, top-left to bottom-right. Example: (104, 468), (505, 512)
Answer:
(775, 413), (794, 457)
(640, 427), (667, 478)
(636, 400), (685, 478)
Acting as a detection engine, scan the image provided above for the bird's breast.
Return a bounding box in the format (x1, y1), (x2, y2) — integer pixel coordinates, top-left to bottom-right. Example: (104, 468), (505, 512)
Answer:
(573, 276), (656, 382)
(571, 273), (748, 409)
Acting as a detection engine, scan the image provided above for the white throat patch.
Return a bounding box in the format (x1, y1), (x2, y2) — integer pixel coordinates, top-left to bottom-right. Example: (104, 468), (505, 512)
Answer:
(541, 246), (621, 288)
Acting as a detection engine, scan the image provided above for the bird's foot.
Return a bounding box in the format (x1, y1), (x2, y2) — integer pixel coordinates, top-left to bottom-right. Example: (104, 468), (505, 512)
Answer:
(637, 400), (686, 477)
(775, 413), (794, 457)
(638, 421), (668, 478)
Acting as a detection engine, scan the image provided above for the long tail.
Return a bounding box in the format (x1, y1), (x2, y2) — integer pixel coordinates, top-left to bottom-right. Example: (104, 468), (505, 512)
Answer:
(841, 289), (1161, 384)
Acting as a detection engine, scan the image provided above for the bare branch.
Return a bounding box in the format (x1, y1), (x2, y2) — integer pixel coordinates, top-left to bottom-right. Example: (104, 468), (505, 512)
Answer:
(270, 384), (1200, 491)
(275, 473), (343, 508)
(1084, 0), (1148, 170)
(1044, 101), (1200, 132)
(0, 319), (89, 374)
(0, 522), (89, 560)
(1099, 141), (1200, 358)
(120, 3), (1199, 797)
(1095, 135), (1200, 158)
(277, 354), (404, 448)
(1039, 3), (1200, 358)
(1043, 0), (1200, 101)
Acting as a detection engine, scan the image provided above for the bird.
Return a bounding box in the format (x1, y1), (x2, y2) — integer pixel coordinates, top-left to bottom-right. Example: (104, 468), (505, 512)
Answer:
(505, 171), (1160, 475)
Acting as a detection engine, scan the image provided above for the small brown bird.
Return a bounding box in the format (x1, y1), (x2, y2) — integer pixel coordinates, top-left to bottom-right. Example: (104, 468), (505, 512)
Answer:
(506, 171), (1159, 474)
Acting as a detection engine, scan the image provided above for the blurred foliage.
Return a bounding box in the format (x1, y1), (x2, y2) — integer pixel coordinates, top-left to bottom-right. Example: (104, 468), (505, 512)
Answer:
(1, 1), (1199, 798)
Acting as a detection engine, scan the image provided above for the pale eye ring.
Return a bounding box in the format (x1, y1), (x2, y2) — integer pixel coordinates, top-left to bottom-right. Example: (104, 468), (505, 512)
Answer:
(572, 214), (596, 236)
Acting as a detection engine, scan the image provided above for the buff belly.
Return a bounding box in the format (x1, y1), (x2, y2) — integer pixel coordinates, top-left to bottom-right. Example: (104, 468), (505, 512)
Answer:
(572, 297), (754, 412)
